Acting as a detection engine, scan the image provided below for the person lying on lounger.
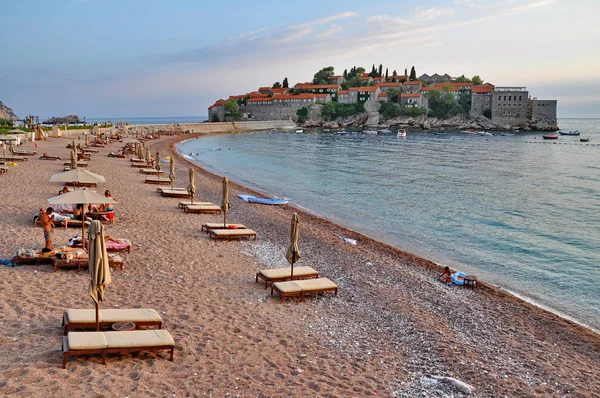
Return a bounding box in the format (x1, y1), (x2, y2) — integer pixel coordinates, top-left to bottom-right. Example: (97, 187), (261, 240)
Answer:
(440, 266), (452, 285)
(41, 246), (87, 262)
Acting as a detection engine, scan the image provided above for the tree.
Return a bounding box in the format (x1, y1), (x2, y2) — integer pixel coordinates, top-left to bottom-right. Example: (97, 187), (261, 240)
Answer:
(409, 66), (416, 81)
(385, 68), (389, 80)
(223, 99), (241, 120)
(404, 68), (407, 76)
(313, 66), (335, 84)
(457, 89), (472, 114)
(343, 69), (348, 79)
(472, 75), (484, 86)
(386, 88), (402, 103)
(356, 67), (366, 75)
(296, 107), (308, 123)
(282, 77), (289, 88)
(378, 64), (383, 77)
(370, 64), (377, 77)
(393, 70), (397, 76)
(272, 81), (282, 88)
(455, 75), (471, 83)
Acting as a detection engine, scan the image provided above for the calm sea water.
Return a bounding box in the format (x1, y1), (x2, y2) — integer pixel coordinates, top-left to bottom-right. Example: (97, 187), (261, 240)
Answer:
(177, 119), (600, 331)
(87, 116), (207, 125)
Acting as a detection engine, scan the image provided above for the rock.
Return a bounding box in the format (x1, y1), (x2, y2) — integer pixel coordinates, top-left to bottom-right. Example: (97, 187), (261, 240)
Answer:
(430, 375), (474, 395)
(44, 115), (82, 125)
(0, 101), (19, 121)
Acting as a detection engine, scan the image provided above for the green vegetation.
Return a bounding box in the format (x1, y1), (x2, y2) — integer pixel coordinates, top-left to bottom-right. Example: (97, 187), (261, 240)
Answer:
(272, 81), (282, 88)
(313, 66), (335, 84)
(321, 102), (365, 121)
(472, 75), (484, 86)
(409, 66), (416, 81)
(0, 118), (14, 127)
(296, 107), (308, 123)
(426, 88), (471, 119)
(380, 102), (426, 119)
(223, 99), (241, 120)
(282, 77), (289, 88)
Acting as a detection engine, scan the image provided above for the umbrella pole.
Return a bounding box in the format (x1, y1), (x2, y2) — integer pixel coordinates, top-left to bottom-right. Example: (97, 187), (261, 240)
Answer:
(223, 210), (227, 228)
(96, 302), (100, 331)
(290, 253), (295, 280)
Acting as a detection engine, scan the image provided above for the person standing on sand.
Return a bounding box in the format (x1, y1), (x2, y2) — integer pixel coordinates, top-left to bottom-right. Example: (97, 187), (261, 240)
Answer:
(39, 207), (54, 249)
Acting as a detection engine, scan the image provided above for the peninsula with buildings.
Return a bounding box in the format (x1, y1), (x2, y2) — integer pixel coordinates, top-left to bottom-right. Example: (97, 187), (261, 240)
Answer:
(208, 66), (558, 131)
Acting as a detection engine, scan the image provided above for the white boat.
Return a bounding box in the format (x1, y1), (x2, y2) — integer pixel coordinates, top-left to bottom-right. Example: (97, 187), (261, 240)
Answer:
(378, 129), (392, 134)
(461, 130), (477, 135)
(397, 129), (407, 137)
(476, 131), (493, 136)
(295, 129), (303, 133)
(363, 130), (378, 135)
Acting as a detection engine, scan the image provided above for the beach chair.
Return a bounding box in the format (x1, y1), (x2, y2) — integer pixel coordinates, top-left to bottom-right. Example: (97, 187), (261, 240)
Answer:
(40, 154), (62, 160)
(256, 266), (319, 289)
(12, 150), (37, 156)
(62, 308), (162, 334)
(53, 253), (124, 272)
(63, 162), (88, 167)
(130, 158), (145, 163)
(178, 200), (212, 208)
(201, 223), (246, 232)
(271, 278), (338, 303)
(140, 168), (164, 175)
(158, 188), (191, 198)
(83, 149), (99, 153)
(0, 165), (8, 174)
(61, 329), (175, 368)
(208, 228), (257, 240)
(131, 163), (148, 168)
(183, 204), (222, 214)
(11, 248), (55, 266)
(145, 177), (171, 185)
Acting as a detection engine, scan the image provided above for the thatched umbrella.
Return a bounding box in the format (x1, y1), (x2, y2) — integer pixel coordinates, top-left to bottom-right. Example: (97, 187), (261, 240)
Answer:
(88, 220), (111, 331)
(9, 140), (15, 154)
(145, 147), (151, 165)
(155, 150), (161, 177)
(169, 157), (175, 189)
(221, 177), (230, 227)
(187, 167), (196, 205)
(70, 147), (77, 170)
(285, 213), (301, 280)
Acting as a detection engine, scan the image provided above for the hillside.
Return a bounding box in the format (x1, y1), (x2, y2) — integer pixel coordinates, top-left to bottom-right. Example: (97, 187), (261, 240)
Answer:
(0, 101), (19, 121)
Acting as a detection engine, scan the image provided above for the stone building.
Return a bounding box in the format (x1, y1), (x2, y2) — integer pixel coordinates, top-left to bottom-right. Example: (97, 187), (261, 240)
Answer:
(294, 84), (340, 101)
(400, 93), (424, 107)
(469, 85), (495, 118)
(240, 94), (319, 121)
(529, 99), (557, 119)
(338, 89), (357, 104)
(491, 87), (529, 127)
(419, 73), (452, 83)
(402, 81), (422, 94)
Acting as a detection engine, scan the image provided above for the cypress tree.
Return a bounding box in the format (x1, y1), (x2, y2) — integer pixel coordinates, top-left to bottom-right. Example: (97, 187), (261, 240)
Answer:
(385, 68), (389, 80)
(378, 64), (383, 77)
(409, 66), (416, 80)
(282, 77), (289, 88)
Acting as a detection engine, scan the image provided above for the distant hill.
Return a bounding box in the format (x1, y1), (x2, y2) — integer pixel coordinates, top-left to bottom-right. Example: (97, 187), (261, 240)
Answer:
(0, 102), (19, 121)
(44, 115), (82, 124)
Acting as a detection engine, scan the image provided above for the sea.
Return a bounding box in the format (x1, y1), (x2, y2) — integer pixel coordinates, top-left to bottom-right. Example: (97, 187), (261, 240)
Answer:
(174, 118), (600, 332)
(86, 116), (207, 125)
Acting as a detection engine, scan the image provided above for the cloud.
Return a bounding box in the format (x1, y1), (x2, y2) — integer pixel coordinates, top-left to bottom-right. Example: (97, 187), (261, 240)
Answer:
(229, 27), (269, 41)
(414, 8), (455, 20)
(276, 26), (315, 43)
(293, 11), (358, 28)
(318, 24), (343, 38)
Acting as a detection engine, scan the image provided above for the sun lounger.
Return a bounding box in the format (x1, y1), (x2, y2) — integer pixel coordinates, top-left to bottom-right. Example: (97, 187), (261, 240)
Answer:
(178, 200), (212, 208)
(83, 149), (99, 153)
(91, 143), (105, 147)
(40, 155), (62, 160)
(131, 163), (148, 168)
(183, 204), (222, 214)
(131, 158), (145, 163)
(62, 329), (175, 368)
(13, 150), (37, 156)
(201, 223), (246, 232)
(256, 266), (319, 289)
(62, 308), (162, 334)
(64, 181), (96, 187)
(70, 238), (131, 253)
(158, 189), (190, 198)
(12, 248), (55, 266)
(63, 162), (88, 167)
(271, 278), (338, 303)
(0, 155), (27, 161)
(140, 168), (164, 175)
(208, 228), (257, 240)
(53, 253), (124, 272)
(108, 153), (125, 158)
(145, 177), (171, 185)
(0, 166), (8, 174)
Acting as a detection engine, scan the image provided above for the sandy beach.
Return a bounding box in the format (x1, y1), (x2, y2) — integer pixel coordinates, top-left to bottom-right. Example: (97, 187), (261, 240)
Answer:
(0, 133), (599, 397)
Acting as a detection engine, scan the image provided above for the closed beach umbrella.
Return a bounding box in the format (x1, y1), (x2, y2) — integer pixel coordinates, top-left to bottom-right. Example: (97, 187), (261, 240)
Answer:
(1, 141), (5, 159)
(9, 140), (15, 154)
(169, 157), (175, 189)
(70, 147), (77, 170)
(155, 150), (161, 176)
(221, 177), (230, 227)
(285, 213), (301, 280)
(48, 189), (116, 245)
(85, 132), (90, 147)
(145, 146), (151, 165)
(187, 167), (196, 205)
(88, 220), (111, 331)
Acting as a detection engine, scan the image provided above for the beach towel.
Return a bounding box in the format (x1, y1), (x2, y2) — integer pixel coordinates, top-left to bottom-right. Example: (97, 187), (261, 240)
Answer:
(0, 259), (16, 267)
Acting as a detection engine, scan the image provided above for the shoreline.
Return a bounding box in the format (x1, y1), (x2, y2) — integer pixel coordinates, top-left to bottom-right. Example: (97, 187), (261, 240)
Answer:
(1, 134), (598, 396)
(174, 132), (600, 337)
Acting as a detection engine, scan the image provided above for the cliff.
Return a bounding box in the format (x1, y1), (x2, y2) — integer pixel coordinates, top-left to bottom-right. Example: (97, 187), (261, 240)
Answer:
(0, 102), (19, 121)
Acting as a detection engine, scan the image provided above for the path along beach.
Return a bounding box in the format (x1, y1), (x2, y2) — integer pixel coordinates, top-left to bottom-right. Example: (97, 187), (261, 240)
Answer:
(0, 133), (599, 397)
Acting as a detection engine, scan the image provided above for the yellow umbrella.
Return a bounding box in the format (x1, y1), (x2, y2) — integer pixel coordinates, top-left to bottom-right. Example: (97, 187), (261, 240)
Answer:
(221, 177), (230, 227)
(169, 157), (175, 189)
(285, 213), (301, 280)
(187, 167), (196, 205)
(88, 220), (111, 331)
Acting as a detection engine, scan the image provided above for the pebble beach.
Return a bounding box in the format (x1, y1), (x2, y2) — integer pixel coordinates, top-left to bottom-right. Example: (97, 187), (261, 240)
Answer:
(0, 133), (599, 397)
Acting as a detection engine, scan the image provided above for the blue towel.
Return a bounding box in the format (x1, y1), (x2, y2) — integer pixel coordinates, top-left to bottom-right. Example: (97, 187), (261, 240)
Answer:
(0, 259), (16, 267)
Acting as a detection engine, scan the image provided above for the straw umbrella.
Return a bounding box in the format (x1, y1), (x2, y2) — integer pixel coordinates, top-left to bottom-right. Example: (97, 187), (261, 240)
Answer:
(221, 177), (230, 227)
(1, 141), (5, 159)
(155, 150), (161, 177)
(169, 157), (175, 189)
(9, 140), (15, 154)
(88, 220), (111, 331)
(187, 167), (196, 205)
(47, 188), (115, 243)
(145, 147), (151, 165)
(285, 213), (301, 280)
(70, 147), (77, 170)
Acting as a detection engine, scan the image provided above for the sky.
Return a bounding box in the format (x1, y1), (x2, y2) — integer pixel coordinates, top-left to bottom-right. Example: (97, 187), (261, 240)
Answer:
(1, 0), (599, 119)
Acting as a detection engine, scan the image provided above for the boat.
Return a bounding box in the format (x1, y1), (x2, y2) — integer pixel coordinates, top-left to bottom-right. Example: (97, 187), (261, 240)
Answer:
(461, 130), (477, 135)
(559, 130), (580, 136)
(432, 132), (447, 136)
(378, 129), (392, 134)
(237, 194), (289, 205)
(580, 138), (591, 142)
(309, 131), (317, 135)
(397, 129), (407, 137)
(542, 135), (558, 140)
(500, 133), (515, 136)
(295, 129), (303, 133)
(476, 131), (493, 136)
(271, 128), (277, 131)
(363, 130), (378, 134)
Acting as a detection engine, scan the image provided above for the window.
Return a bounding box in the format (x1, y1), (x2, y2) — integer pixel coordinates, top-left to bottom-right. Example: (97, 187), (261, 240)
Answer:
(498, 96), (501, 101)
(519, 96), (522, 101)
(509, 96), (512, 101)
(504, 96), (507, 101)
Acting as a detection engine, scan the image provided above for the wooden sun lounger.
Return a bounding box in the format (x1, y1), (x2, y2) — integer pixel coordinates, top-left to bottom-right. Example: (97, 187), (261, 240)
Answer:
(140, 168), (164, 175)
(53, 254), (124, 272)
(91, 143), (105, 147)
(40, 155), (62, 160)
(13, 150), (37, 156)
(208, 228), (257, 240)
(83, 149), (99, 153)
(62, 330), (175, 368)
(271, 278), (338, 303)
(178, 200), (211, 208)
(0, 166), (8, 174)
(145, 177), (171, 185)
(256, 266), (319, 289)
(183, 204), (222, 214)
(131, 158), (145, 163)
(62, 308), (162, 335)
(158, 189), (190, 198)
(201, 223), (246, 232)
(11, 255), (55, 266)
(65, 181), (96, 187)
(131, 163), (148, 168)
(63, 162), (88, 167)
(0, 155), (27, 161)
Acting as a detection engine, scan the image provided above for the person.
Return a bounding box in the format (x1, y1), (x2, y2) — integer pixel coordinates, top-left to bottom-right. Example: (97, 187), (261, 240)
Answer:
(73, 204), (92, 222)
(39, 207), (54, 249)
(440, 266), (452, 285)
(47, 207), (71, 229)
(101, 190), (117, 224)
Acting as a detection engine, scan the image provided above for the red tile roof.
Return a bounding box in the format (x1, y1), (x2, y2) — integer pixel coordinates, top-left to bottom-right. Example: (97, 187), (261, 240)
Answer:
(270, 88), (288, 93)
(247, 98), (273, 103)
(258, 87), (271, 91)
(228, 95), (247, 100)
(273, 94), (316, 100)
(401, 93), (421, 98)
(403, 81), (422, 86)
(295, 84), (340, 90)
(389, 75), (408, 80)
(472, 85), (495, 93)
(433, 82), (473, 89)
(377, 82), (402, 87)
(358, 86), (379, 92)
(249, 92), (269, 98)
(378, 92), (388, 97)
(339, 90), (349, 94)
(314, 94), (329, 98)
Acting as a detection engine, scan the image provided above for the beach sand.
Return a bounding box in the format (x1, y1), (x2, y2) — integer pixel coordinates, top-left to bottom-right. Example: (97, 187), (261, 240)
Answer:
(0, 134), (598, 397)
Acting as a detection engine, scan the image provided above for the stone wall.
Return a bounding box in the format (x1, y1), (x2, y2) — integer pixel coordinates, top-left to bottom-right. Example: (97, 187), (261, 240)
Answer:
(491, 89), (529, 127)
(470, 93), (492, 118)
(530, 100), (557, 121)
(240, 103), (303, 121)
